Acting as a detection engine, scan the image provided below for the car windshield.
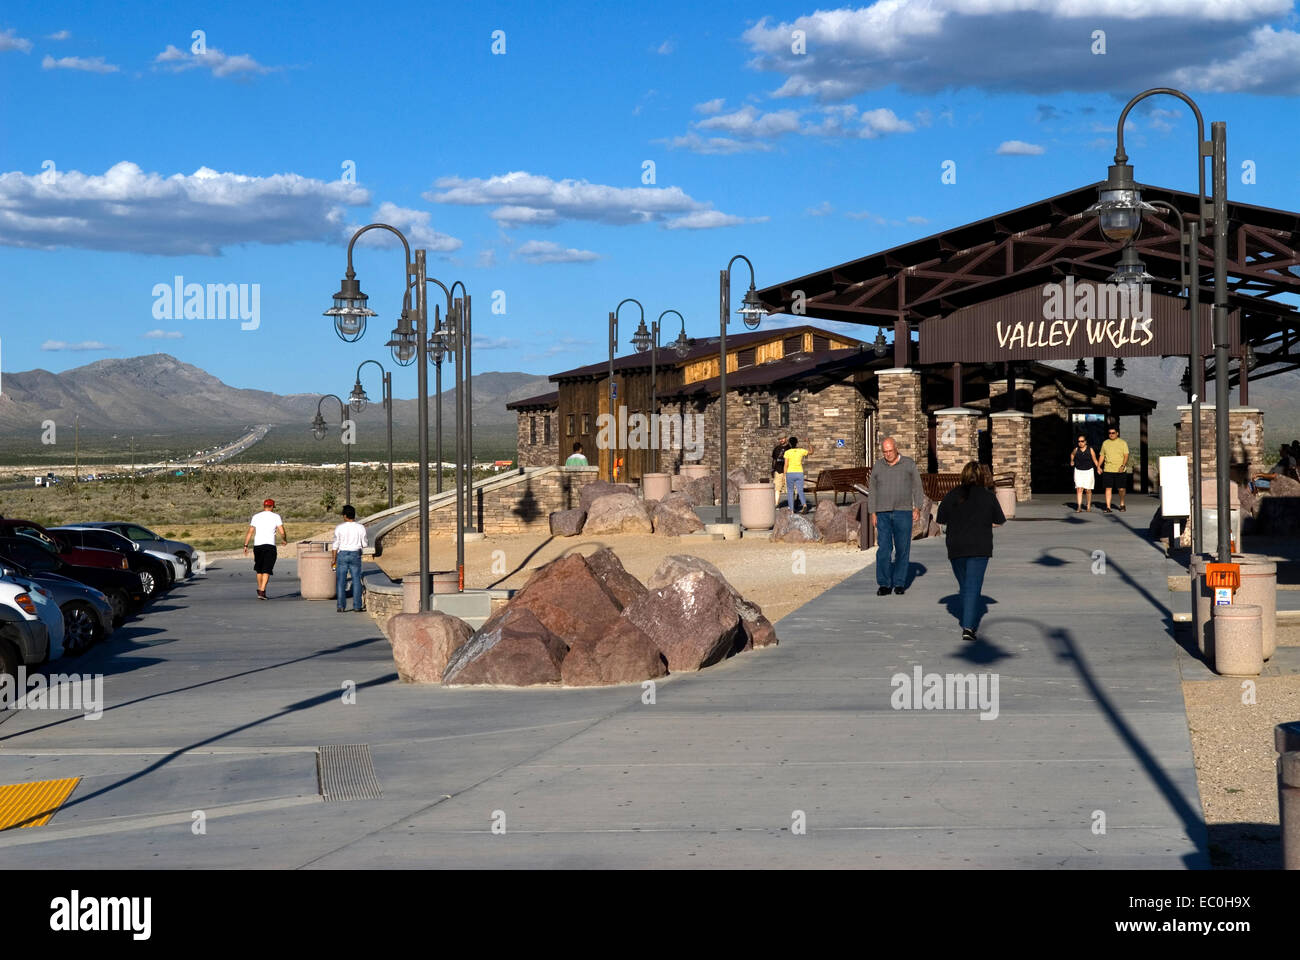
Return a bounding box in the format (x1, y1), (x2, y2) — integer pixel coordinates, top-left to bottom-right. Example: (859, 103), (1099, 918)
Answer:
(126, 526), (156, 541)
(15, 528), (59, 553)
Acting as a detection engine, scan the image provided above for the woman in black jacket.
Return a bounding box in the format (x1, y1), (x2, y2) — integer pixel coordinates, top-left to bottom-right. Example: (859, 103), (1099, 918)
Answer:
(935, 461), (1006, 642)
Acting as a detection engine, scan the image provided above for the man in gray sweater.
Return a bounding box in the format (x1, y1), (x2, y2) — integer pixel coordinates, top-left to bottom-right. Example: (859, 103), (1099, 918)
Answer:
(868, 436), (924, 596)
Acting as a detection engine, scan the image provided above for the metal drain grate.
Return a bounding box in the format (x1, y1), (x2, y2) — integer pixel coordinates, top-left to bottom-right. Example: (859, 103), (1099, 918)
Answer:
(317, 744), (382, 802)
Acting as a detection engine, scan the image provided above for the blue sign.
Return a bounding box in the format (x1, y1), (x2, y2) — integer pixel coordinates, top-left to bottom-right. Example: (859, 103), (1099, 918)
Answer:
(835, 438), (846, 448)
(611, 382), (618, 399)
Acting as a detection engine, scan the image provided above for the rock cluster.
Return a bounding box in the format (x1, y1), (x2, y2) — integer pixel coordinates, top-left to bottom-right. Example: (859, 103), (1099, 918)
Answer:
(388, 547), (778, 687)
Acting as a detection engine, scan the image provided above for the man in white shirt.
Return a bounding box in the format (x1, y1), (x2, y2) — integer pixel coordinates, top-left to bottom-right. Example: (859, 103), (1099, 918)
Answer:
(243, 498), (286, 600)
(331, 504), (368, 612)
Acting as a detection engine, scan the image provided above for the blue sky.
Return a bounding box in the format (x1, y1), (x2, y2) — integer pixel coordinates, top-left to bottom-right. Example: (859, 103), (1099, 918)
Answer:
(2, 0), (1299, 399)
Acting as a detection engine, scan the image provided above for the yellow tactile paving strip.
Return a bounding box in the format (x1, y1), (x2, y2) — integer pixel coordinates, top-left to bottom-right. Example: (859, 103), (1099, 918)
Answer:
(0, 777), (81, 830)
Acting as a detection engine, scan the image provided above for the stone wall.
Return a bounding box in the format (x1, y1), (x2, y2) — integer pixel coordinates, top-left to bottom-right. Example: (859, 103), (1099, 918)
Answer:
(877, 369), (927, 463)
(988, 377), (1037, 413)
(515, 410), (559, 468)
(380, 467), (599, 545)
(932, 408), (980, 473)
(1175, 406), (1266, 476)
(990, 412), (1032, 501)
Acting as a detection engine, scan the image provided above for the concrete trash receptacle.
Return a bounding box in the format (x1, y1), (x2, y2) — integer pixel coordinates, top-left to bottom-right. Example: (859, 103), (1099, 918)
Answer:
(299, 552), (336, 600)
(995, 486), (1016, 519)
(642, 473), (671, 502)
(402, 570), (459, 612)
(1212, 603), (1263, 677)
(739, 482), (776, 530)
(681, 463), (710, 481)
(1232, 554), (1278, 660)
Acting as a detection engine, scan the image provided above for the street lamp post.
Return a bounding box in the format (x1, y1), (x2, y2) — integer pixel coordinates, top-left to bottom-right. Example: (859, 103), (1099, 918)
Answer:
(312, 393), (352, 504)
(327, 223), (434, 611)
(610, 298), (645, 483)
(349, 359), (394, 509)
(631, 310), (688, 475)
(719, 256), (767, 523)
(1092, 87), (1229, 560)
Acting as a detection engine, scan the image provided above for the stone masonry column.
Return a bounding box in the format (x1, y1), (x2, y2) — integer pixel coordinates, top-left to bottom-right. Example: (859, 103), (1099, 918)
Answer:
(990, 411), (1032, 501)
(1176, 405), (1266, 477)
(876, 368), (926, 463)
(988, 377), (1036, 413)
(933, 407), (980, 473)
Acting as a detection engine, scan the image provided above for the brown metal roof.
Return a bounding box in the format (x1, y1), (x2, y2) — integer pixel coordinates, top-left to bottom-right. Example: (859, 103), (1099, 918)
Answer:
(505, 390), (559, 410)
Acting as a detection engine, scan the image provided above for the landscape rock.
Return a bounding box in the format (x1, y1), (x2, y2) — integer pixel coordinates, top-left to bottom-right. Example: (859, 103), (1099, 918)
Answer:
(584, 493), (654, 535)
(773, 508), (822, 543)
(651, 497), (705, 536)
(683, 476), (716, 506)
(646, 555), (778, 652)
(725, 468), (750, 502)
(549, 508), (586, 537)
(912, 496), (937, 539)
(442, 607), (568, 686)
(1267, 474), (1300, 498)
(482, 552), (623, 646)
(579, 480), (636, 514)
(561, 618), (668, 686)
(813, 500), (852, 542)
(622, 571), (740, 672)
(387, 611), (474, 683)
(583, 547), (647, 610)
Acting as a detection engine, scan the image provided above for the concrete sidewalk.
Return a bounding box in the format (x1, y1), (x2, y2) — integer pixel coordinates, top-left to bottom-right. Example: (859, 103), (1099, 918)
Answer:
(0, 497), (1206, 868)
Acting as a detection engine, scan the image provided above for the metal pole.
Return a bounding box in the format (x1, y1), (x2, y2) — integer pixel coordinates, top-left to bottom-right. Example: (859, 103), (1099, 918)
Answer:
(384, 371), (393, 509)
(435, 305), (443, 495)
(651, 320), (659, 475)
(464, 294), (473, 534)
(608, 311), (616, 483)
(344, 416), (351, 504)
(1211, 120), (1231, 561)
(1190, 220), (1204, 553)
(414, 250), (431, 612)
(453, 298), (465, 591)
(719, 268), (729, 523)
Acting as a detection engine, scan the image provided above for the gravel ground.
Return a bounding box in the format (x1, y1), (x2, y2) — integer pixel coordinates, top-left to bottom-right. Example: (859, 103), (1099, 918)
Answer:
(1181, 622), (1299, 869)
(375, 533), (876, 625)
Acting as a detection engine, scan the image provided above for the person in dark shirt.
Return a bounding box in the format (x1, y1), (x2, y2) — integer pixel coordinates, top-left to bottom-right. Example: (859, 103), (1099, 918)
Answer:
(1070, 434), (1101, 513)
(935, 461), (1006, 642)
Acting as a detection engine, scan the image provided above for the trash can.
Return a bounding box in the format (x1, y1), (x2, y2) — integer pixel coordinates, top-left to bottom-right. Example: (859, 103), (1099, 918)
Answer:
(1232, 554), (1278, 661)
(739, 482), (776, 530)
(401, 570), (459, 612)
(299, 552), (336, 601)
(1189, 554), (1214, 659)
(1211, 603), (1263, 676)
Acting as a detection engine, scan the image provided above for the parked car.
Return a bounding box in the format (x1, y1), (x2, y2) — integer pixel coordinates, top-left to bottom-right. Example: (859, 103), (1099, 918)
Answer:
(78, 522), (198, 578)
(0, 537), (145, 625)
(52, 526), (173, 598)
(0, 579), (50, 680)
(1, 559), (113, 654)
(0, 519), (130, 572)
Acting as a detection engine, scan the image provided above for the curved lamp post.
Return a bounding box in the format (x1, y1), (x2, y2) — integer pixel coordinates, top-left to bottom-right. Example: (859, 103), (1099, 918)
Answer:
(719, 255), (767, 523)
(326, 223), (437, 608)
(632, 309), (689, 474)
(350, 359), (394, 509)
(610, 298), (645, 483)
(312, 393), (352, 505)
(1091, 87), (1228, 560)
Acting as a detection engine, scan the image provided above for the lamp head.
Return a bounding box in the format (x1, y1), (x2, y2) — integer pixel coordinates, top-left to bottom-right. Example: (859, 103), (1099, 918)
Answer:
(630, 318), (652, 354)
(1074, 359), (1087, 377)
(738, 285), (766, 330)
(671, 329), (692, 358)
(1106, 243), (1156, 286)
(386, 322), (417, 367)
(1088, 163), (1157, 243)
(873, 329), (888, 358)
(1112, 358), (1126, 378)
(325, 275), (376, 342)
(311, 412), (328, 441)
(348, 380), (368, 414)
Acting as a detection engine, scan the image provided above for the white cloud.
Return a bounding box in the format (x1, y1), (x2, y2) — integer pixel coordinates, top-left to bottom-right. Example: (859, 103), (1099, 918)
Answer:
(42, 340), (110, 351)
(655, 39), (674, 55)
(515, 240), (600, 264)
(697, 104), (802, 137)
(46, 30), (71, 41)
(42, 54), (119, 73)
(349, 201), (462, 253)
(996, 139), (1046, 155)
(429, 171), (754, 231)
(741, 1), (1300, 97)
(807, 201), (834, 217)
(0, 161), (371, 255)
(0, 28), (32, 52)
(670, 102), (916, 153)
(907, 215), (930, 224)
(660, 132), (773, 155)
(694, 98), (726, 114)
(664, 210), (768, 230)
(153, 43), (275, 78)
(476, 248), (497, 268)
(472, 335), (518, 349)
(143, 329), (184, 339)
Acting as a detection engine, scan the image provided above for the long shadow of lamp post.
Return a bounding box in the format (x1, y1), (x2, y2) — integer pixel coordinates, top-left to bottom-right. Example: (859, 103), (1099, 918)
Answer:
(348, 360), (393, 509)
(1090, 87), (1229, 560)
(312, 393), (351, 505)
(719, 255), (767, 524)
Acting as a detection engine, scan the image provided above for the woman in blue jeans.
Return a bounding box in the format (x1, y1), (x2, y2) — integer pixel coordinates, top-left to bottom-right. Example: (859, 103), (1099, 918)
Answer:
(935, 461), (1006, 642)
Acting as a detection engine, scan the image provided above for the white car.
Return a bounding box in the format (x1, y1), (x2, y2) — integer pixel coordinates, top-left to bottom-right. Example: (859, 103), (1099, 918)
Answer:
(144, 549), (186, 581)
(0, 578), (51, 677)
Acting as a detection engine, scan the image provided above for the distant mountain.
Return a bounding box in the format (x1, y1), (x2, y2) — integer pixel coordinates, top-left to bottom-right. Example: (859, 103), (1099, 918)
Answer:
(0, 354), (549, 434)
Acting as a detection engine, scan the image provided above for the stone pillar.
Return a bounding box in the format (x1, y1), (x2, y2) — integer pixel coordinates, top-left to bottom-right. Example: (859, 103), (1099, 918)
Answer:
(990, 411), (1032, 501)
(876, 368), (926, 463)
(988, 377), (1036, 413)
(1176, 406), (1266, 477)
(932, 407), (980, 473)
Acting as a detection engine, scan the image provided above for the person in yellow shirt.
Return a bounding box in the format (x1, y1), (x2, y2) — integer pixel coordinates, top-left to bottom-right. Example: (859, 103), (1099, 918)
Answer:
(782, 437), (813, 513)
(1098, 425), (1130, 513)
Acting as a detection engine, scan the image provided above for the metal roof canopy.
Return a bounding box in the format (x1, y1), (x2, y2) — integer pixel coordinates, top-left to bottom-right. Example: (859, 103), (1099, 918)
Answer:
(756, 182), (1300, 385)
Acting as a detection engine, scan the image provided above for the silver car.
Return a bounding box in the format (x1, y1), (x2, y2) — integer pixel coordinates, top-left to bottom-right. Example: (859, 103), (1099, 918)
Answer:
(1, 560), (115, 655)
(79, 522), (197, 578)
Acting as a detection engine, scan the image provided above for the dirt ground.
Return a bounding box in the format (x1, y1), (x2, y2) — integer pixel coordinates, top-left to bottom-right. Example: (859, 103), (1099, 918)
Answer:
(375, 533), (874, 625)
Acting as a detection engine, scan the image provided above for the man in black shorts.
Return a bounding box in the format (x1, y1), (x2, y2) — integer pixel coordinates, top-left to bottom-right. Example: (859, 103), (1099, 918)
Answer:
(243, 498), (286, 599)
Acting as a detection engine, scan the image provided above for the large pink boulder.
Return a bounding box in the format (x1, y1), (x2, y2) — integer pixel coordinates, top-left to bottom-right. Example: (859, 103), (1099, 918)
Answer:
(442, 607), (569, 686)
(647, 555), (778, 651)
(813, 500), (853, 542)
(651, 497), (705, 536)
(584, 493), (653, 535)
(561, 618), (668, 686)
(549, 509), (586, 536)
(583, 547), (647, 610)
(621, 571), (741, 672)
(773, 508), (822, 543)
(482, 552), (622, 646)
(387, 611), (474, 683)
(579, 480), (636, 514)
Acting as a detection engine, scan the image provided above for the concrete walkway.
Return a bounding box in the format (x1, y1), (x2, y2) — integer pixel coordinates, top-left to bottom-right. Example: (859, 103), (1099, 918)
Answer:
(0, 495), (1205, 867)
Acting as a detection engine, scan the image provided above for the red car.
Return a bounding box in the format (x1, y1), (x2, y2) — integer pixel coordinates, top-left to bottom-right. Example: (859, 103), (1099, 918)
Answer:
(0, 520), (130, 571)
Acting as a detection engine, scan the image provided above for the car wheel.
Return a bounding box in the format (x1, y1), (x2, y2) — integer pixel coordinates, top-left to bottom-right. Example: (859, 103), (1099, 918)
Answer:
(107, 589), (128, 627)
(177, 553), (193, 578)
(0, 636), (19, 683)
(139, 570), (158, 598)
(61, 602), (101, 655)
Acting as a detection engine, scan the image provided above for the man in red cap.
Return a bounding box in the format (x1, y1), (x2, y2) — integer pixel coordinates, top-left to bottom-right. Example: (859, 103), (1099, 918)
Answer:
(243, 498), (286, 599)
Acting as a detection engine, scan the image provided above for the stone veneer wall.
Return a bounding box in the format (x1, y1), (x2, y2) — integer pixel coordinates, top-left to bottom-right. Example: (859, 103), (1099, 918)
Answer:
(990, 412), (1032, 501)
(932, 408), (980, 473)
(876, 369), (927, 463)
(380, 467), (599, 545)
(515, 410), (559, 468)
(1175, 407), (1265, 476)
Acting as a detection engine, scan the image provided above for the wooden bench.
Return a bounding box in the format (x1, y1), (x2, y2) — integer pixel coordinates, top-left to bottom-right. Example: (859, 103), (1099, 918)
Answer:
(809, 467), (872, 505)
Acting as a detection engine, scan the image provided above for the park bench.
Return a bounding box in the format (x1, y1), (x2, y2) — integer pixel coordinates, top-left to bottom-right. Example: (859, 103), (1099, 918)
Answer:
(809, 466), (872, 505)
